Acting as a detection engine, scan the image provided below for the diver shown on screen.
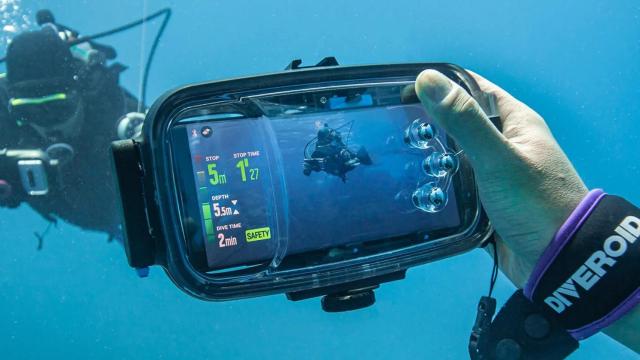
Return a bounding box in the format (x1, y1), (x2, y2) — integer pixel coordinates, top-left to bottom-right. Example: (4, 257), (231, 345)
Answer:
(0, 9), (170, 247)
(303, 122), (372, 182)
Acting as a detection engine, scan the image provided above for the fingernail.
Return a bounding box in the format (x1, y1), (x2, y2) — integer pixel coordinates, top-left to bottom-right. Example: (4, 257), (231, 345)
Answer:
(416, 69), (452, 105)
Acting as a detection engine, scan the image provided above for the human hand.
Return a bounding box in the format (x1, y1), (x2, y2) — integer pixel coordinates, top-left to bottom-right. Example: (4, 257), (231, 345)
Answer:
(414, 69), (588, 287)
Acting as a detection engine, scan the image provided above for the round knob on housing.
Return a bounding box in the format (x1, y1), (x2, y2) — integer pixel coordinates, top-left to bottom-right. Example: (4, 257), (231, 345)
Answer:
(412, 183), (447, 213)
(404, 119), (436, 149)
(422, 152), (459, 177)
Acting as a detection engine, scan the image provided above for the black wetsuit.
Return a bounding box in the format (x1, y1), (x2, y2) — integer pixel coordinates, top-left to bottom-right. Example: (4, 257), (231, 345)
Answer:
(310, 131), (361, 181)
(0, 64), (139, 239)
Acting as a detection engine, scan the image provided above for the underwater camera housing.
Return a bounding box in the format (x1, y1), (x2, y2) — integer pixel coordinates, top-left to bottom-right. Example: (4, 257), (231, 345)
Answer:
(112, 59), (499, 310)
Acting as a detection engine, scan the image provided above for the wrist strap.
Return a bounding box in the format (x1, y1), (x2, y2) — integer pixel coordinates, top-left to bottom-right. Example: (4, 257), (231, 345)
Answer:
(525, 189), (640, 339)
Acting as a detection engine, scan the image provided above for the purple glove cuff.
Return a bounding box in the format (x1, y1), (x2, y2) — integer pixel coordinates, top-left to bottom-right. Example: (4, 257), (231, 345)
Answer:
(516, 189), (640, 340)
(523, 189), (605, 299)
(568, 288), (640, 339)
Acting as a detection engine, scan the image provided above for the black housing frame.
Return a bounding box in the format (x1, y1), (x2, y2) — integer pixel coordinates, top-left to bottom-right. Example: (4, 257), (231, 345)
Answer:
(112, 60), (496, 304)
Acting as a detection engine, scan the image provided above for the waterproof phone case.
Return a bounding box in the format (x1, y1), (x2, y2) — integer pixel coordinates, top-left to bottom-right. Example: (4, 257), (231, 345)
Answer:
(112, 60), (498, 308)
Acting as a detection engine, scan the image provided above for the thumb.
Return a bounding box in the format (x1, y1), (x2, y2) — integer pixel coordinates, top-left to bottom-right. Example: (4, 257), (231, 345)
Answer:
(415, 69), (509, 166)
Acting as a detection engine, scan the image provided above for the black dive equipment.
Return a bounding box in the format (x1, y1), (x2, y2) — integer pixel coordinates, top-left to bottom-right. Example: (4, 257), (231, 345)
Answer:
(0, 148), (60, 205)
(1, 8), (171, 108)
(0, 8), (171, 206)
(111, 59), (499, 310)
(470, 190), (640, 359)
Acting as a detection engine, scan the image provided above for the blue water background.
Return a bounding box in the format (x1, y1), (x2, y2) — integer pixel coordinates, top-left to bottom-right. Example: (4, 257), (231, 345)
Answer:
(1, 0), (638, 358)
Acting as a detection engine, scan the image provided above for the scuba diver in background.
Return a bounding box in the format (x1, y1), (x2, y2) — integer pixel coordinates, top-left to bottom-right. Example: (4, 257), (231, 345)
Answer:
(0, 9), (170, 246)
(303, 123), (372, 182)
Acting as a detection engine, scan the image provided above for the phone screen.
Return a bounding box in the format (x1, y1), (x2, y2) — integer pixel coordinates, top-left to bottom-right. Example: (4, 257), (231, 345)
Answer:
(173, 103), (463, 270)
